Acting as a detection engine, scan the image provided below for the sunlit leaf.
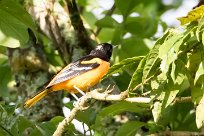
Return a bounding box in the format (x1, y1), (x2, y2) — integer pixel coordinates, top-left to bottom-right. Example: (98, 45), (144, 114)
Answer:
(196, 15), (204, 42)
(0, 0), (36, 47)
(177, 5), (204, 25)
(142, 30), (170, 83)
(128, 57), (146, 91)
(170, 60), (186, 85)
(194, 60), (204, 84)
(188, 46), (204, 103)
(196, 94), (204, 128)
(202, 30), (204, 46)
(152, 101), (162, 122)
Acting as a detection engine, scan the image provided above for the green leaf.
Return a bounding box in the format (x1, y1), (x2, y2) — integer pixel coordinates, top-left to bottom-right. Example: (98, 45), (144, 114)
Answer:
(111, 27), (123, 45)
(83, 11), (97, 29)
(17, 116), (34, 135)
(196, 94), (204, 128)
(170, 59), (186, 85)
(0, 9), (28, 48)
(64, 101), (74, 109)
(115, 121), (145, 136)
(76, 108), (96, 126)
(0, 0), (36, 32)
(36, 122), (56, 136)
(117, 36), (149, 60)
(124, 16), (158, 37)
(0, 65), (12, 97)
(50, 116), (64, 126)
(177, 5), (204, 25)
(152, 101), (162, 122)
(98, 28), (115, 43)
(30, 128), (43, 136)
(95, 101), (147, 127)
(49, 116), (77, 135)
(104, 56), (144, 79)
(159, 31), (181, 58)
(0, 104), (19, 136)
(0, 53), (8, 64)
(128, 57), (146, 91)
(142, 30), (170, 83)
(0, 0), (36, 47)
(196, 15), (204, 41)
(95, 16), (118, 28)
(162, 81), (179, 108)
(194, 60), (204, 84)
(115, 0), (140, 18)
(0, 105), (16, 116)
(202, 31), (204, 46)
(189, 46), (204, 103)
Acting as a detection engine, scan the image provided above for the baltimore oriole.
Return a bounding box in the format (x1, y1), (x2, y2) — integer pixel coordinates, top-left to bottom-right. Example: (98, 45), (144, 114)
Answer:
(24, 43), (113, 108)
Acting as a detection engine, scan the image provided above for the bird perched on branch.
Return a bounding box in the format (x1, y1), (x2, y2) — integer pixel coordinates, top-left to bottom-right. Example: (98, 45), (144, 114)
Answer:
(24, 43), (113, 108)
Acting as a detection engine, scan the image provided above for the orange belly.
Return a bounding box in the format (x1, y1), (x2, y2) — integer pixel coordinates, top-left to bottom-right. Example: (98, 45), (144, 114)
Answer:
(51, 60), (110, 93)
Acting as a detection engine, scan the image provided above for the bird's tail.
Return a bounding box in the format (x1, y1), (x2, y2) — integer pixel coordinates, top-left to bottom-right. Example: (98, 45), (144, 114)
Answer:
(24, 89), (50, 108)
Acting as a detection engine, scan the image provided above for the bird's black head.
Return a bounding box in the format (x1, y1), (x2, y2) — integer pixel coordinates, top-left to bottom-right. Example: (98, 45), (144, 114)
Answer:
(90, 43), (113, 61)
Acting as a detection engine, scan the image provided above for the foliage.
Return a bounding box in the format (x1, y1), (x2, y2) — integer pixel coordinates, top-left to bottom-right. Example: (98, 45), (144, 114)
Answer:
(0, 0), (36, 48)
(1, 0), (204, 135)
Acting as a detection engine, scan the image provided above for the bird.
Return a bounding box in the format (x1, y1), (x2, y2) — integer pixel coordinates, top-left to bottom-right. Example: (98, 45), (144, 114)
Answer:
(24, 43), (113, 108)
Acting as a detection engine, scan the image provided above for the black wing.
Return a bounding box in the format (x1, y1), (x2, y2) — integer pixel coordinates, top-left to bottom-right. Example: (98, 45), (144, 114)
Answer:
(46, 55), (99, 88)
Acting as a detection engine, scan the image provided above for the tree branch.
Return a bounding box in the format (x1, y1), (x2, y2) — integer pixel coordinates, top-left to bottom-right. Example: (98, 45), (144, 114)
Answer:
(53, 94), (92, 136)
(53, 87), (194, 135)
(45, 11), (71, 64)
(66, 0), (94, 53)
(53, 89), (150, 135)
(88, 89), (150, 103)
(173, 96), (192, 104)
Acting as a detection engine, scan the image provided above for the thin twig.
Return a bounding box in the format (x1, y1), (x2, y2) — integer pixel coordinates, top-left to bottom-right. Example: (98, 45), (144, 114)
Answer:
(45, 15), (70, 64)
(88, 89), (150, 103)
(53, 89), (150, 135)
(173, 96), (192, 104)
(53, 95), (91, 136)
(94, 4), (115, 36)
(53, 88), (194, 135)
(133, 75), (155, 91)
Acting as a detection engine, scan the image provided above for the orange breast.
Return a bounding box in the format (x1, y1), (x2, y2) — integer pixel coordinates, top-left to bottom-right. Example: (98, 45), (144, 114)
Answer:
(51, 59), (110, 93)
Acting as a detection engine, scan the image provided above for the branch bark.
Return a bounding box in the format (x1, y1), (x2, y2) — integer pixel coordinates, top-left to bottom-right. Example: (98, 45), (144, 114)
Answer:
(53, 88), (193, 135)
(53, 89), (150, 135)
(66, 0), (94, 53)
(8, 31), (63, 122)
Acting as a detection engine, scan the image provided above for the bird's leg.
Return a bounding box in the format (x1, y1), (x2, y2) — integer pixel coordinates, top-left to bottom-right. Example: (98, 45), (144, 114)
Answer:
(74, 85), (86, 96)
(71, 86), (90, 110)
(70, 93), (79, 100)
(105, 85), (115, 94)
